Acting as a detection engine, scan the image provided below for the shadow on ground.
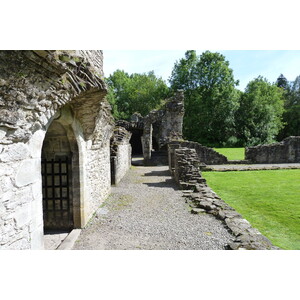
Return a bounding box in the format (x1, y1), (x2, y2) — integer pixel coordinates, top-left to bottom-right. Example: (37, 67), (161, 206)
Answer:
(143, 179), (179, 189)
(143, 170), (171, 177)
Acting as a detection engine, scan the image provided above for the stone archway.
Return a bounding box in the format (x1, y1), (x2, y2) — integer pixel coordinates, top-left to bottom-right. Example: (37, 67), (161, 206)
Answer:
(0, 50), (115, 250)
(41, 106), (82, 234)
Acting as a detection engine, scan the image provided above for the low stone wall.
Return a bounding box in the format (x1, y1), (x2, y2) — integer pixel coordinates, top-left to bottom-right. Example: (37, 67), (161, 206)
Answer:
(246, 136), (300, 163)
(168, 141), (227, 168)
(110, 126), (132, 185)
(170, 147), (278, 250)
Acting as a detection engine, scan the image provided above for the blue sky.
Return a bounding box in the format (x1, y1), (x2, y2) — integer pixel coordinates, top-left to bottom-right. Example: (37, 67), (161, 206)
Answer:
(103, 50), (300, 91)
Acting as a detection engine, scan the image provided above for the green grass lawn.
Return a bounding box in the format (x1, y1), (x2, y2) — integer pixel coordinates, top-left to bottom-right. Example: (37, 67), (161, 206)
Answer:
(214, 148), (245, 160)
(202, 170), (300, 250)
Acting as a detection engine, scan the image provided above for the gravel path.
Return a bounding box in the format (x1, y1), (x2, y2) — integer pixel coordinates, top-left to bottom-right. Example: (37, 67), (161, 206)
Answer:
(73, 165), (234, 250)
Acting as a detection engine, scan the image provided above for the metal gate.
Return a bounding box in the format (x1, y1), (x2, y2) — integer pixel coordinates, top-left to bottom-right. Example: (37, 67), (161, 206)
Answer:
(42, 157), (74, 230)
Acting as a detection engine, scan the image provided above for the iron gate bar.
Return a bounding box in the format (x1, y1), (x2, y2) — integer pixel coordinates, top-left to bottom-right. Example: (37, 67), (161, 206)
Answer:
(51, 159), (55, 223)
(59, 159), (63, 213)
(42, 157), (73, 230)
(43, 159), (48, 215)
(66, 158), (70, 221)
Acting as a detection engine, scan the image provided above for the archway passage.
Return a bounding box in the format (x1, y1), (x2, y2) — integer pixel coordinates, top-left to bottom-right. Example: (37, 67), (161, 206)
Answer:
(152, 136), (159, 152)
(41, 119), (79, 231)
(130, 129), (143, 155)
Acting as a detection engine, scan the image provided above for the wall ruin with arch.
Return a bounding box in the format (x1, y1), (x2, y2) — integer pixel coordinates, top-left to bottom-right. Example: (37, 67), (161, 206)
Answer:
(0, 50), (118, 249)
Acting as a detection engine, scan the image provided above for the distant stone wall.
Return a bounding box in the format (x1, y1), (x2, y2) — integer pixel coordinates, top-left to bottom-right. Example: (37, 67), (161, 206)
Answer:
(142, 90), (185, 164)
(110, 126), (132, 185)
(168, 140), (228, 166)
(0, 50), (114, 249)
(169, 146), (278, 250)
(246, 136), (300, 163)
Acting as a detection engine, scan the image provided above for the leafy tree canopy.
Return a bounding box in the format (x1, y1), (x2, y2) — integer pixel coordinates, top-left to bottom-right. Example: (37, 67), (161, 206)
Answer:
(106, 70), (169, 120)
(277, 75), (300, 139)
(169, 50), (239, 146)
(236, 76), (285, 146)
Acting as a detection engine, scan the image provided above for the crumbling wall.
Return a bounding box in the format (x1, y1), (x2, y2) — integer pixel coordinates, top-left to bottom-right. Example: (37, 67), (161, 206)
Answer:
(168, 140), (228, 166)
(110, 126), (132, 185)
(0, 50), (114, 249)
(169, 146), (278, 250)
(116, 115), (144, 155)
(246, 136), (300, 163)
(142, 90), (185, 164)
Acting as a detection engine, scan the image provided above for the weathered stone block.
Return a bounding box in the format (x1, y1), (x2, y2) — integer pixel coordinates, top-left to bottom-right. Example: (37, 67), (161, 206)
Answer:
(0, 143), (30, 162)
(15, 159), (41, 187)
(14, 203), (31, 228)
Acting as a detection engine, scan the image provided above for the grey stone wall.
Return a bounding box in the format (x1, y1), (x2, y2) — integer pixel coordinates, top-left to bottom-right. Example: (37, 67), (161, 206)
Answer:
(246, 136), (300, 163)
(86, 145), (111, 216)
(142, 90), (185, 164)
(169, 146), (278, 250)
(168, 140), (228, 166)
(0, 50), (114, 249)
(110, 126), (132, 185)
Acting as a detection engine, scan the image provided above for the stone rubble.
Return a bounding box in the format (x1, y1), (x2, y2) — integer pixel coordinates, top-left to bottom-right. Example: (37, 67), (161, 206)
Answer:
(169, 145), (279, 250)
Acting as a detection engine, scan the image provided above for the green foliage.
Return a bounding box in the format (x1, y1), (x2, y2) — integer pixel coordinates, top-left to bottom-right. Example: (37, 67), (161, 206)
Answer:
(277, 75), (300, 139)
(105, 70), (169, 120)
(235, 76), (284, 146)
(275, 73), (290, 91)
(202, 170), (300, 250)
(169, 50), (239, 147)
(106, 85), (122, 119)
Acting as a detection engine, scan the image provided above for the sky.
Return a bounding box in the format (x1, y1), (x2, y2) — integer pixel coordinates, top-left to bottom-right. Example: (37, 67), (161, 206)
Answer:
(103, 50), (300, 91)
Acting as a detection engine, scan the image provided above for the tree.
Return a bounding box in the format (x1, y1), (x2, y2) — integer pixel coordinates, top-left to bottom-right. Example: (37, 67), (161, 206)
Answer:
(169, 50), (239, 146)
(236, 76), (285, 146)
(278, 75), (300, 139)
(106, 70), (169, 120)
(169, 50), (198, 91)
(275, 74), (290, 91)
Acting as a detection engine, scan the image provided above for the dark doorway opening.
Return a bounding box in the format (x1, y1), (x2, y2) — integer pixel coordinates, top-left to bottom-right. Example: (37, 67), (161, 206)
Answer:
(152, 136), (159, 152)
(130, 129), (143, 155)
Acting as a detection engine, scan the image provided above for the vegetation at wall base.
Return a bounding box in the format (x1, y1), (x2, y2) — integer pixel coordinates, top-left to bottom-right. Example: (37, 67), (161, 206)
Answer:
(202, 169), (300, 250)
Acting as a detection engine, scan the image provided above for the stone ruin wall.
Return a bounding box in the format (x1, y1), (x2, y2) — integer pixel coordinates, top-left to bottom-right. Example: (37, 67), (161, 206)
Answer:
(168, 145), (278, 250)
(110, 126), (132, 185)
(246, 136), (300, 163)
(139, 90), (230, 166)
(0, 50), (115, 249)
(168, 140), (228, 166)
(142, 90), (185, 164)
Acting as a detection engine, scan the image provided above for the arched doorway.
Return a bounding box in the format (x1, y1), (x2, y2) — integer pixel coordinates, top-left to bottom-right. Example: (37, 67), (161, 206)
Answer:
(130, 128), (143, 155)
(41, 110), (80, 232)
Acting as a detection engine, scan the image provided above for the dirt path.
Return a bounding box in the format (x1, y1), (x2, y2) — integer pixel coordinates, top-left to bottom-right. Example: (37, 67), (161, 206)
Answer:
(73, 164), (234, 250)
